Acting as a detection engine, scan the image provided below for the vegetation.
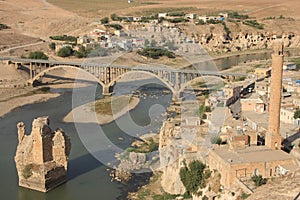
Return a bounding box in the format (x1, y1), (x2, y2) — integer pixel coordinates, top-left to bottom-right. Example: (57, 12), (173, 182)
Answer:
(168, 11), (185, 17)
(94, 96), (133, 115)
(221, 22), (231, 36)
(294, 109), (300, 119)
(137, 47), (175, 59)
(179, 160), (210, 195)
(167, 17), (187, 23)
(57, 46), (73, 57)
(127, 138), (158, 153)
(100, 17), (109, 24)
(241, 192), (251, 199)
(137, 188), (151, 200)
(49, 42), (56, 51)
(105, 23), (123, 30)
(206, 19), (222, 24)
(210, 136), (222, 145)
(28, 51), (48, 60)
(251, 175), (267, 186)
(88, 46), (108, 57)
(50, 35), (77, 43)
(74, 45), (91, 58)
(234, 76), (246, 82)
(152, 193), (180, 200)
(243, 20), (264, 30)
(264, 16), (276, 20)
(110, 13), (122, 21)
(0, 23), (9, 30)
(229, 11), (249, 20)
(22, 164), (33, 179)
(291, 57), (300, 70)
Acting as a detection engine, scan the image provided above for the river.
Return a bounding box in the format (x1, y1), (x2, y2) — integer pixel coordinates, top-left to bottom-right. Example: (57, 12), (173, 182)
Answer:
(0, 80), (172, 200)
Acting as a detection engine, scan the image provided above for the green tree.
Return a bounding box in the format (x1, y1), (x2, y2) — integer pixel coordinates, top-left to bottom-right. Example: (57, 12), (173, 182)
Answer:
(57, 46), (73, 57)
(251, 175), (267, 186)
(100, 17), (109, 24)
(144, 39), (150, 47)
(150, 39), (157, 47)
(28, 51), (48, 60)
(211, 136), (222, 145)
(110, 13), (121, 21)
(179, 160), (208, 195)
(294, 109), (300, 119)
(49, 42), (56, 51)
(74, 45), (87, 58)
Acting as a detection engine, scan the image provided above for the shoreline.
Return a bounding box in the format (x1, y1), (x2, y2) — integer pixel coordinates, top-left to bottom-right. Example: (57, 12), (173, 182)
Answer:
(0, 92), (60, 118)
(63, 95), (140, 125)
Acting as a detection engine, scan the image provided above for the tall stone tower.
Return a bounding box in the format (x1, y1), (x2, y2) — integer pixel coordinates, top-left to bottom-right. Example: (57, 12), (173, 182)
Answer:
(266, 40), (284, 150)
(15, 117), (71, 192)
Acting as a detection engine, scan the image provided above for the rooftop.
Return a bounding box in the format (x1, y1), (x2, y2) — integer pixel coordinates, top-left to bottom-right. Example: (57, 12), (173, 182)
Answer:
(212, 145), (294, 164)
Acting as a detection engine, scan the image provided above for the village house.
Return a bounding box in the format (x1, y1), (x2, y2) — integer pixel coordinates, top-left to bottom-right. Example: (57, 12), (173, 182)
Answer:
(255, 79), (269, 96)
(254, 67), (271, 78)
(241, 93), (265, 113)
(209, 145), (297, 188)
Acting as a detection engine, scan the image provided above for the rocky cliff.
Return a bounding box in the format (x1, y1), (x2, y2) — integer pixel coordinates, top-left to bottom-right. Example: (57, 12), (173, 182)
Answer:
(15, 116), (71, 192)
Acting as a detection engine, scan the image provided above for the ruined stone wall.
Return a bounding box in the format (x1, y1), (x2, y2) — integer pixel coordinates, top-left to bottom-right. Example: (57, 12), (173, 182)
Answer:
(15, 117), (71, 192)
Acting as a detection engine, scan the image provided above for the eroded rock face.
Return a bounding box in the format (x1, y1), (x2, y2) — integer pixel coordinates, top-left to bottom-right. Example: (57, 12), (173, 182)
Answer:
(15, 116), (71, 192)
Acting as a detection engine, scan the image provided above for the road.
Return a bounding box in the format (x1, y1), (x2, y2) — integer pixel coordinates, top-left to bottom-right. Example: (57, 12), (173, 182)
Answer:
(0, 41), (45, 54)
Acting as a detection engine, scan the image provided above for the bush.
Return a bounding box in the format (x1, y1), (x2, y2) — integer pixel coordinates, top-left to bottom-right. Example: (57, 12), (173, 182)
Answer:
(251, 175), (267, 186)
(137, 47), (176, 59)
(57, 46), (73, 57)
(167, 18), (187, 23)
(74, 45), (90, 58)
(294, 109), (300, 119)
(50, 35), (77, 43)
(211, 136), (222, 145)
(49, 42), (56, 51)
(0, 23), (9, 30)
(22, 164), (33, 179)
(229, 11), (249, 20)
(243, 20), (264, 30)
(100, 17), (109, 24)
(105, 24), (123, 30)
(241, 192), (251, 199)
(111, 13), (122, 21)
(180, 160), (208, 195)
(28, 51), (48, 60)
(168, 12), (185, 17)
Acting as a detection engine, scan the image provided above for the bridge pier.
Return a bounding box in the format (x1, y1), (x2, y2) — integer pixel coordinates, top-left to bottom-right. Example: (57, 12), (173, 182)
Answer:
(102, 83), (115, 96)
(172, 91), (181, 102)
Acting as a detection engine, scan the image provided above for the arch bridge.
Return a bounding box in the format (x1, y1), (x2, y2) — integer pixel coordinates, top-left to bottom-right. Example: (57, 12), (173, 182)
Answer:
(2, 57), (246, 98)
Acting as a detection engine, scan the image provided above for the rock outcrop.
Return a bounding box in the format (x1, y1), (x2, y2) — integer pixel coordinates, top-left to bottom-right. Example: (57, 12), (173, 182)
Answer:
(15, 116), (71, 192)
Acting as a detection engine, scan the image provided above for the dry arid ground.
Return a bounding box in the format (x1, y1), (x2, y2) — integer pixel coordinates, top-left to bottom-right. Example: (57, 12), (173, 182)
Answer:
(46, 0), (300, 20)
(1, 0), (300, 52)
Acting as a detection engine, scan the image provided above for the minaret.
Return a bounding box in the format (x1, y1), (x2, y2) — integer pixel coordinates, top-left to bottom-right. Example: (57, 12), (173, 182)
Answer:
(266, 40), (284, 150)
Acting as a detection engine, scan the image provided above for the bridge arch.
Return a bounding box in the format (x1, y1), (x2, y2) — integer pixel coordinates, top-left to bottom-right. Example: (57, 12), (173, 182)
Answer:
(30, 65), (105, 87)
(106, 70), (177, 95)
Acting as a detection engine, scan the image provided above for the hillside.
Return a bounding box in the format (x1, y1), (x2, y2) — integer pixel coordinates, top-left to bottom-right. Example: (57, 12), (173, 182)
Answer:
(248, 170), (300, 200)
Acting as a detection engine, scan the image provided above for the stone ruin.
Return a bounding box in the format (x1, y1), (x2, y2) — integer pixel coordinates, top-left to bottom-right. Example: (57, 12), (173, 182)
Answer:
(15, 116), (71, 192)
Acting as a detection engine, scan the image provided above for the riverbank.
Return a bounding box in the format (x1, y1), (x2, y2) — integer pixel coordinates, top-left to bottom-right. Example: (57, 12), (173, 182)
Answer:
(0, 87), (60, 118)
(63, 95), (140, 125)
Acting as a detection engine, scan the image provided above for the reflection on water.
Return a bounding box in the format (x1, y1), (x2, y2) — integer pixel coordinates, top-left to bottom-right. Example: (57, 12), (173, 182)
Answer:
(0, 79), (172, 200)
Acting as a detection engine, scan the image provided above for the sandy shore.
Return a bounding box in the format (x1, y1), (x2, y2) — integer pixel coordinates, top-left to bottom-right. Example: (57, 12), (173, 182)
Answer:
(0, 93), (60, 118)
(63, 95), (140, 125)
